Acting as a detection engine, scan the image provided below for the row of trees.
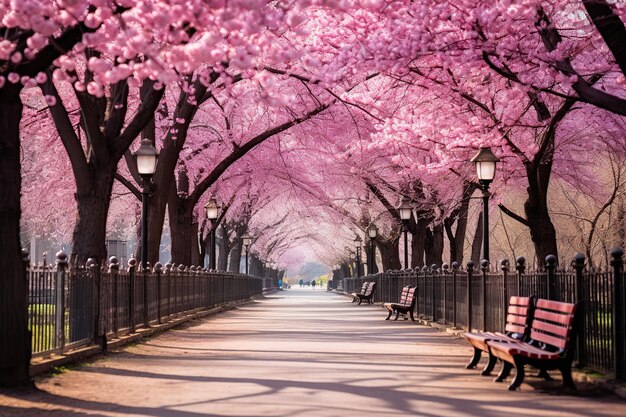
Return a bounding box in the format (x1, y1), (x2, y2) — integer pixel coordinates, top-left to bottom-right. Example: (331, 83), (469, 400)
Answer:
(2, 1), (625, 387)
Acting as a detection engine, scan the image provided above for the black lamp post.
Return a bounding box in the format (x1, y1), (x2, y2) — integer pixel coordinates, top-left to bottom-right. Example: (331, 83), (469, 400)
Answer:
(133, 139), (158, 270)
(242, 233), (252, 275)
(398, 197), (412, 269)
(471, 147), (500, 264)
(367, 223), (378, 274)
(204, 197), (220, 270)
(354, 235), (362, 277)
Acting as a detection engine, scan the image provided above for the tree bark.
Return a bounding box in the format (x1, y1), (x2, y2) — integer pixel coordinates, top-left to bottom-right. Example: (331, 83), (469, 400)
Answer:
(71, 169), (115, 265)
(410, 216), (430, 268)
(377, 238), (401, 271)
(425, 224), (444, 267)
(229, 241), (243, 273)
(168, 193), (194, 266)
(524, 163), (559, 267)
(471, 212), (483, 265)
(0, 87), (31, 387)
(217, 225), (231, 271)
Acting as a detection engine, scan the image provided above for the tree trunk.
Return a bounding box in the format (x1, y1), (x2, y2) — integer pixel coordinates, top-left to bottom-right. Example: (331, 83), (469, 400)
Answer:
(444, 183), (473, 265)
(250, 255), (264, 276)
(471, 212), (483, 265)
(217, 225), (230, 271)
(524, 164), (559, 267)
(229, 241), (243, 273)
(0, 87), (31, 387)
(71, 168), (115, 265)
(377, 238), (401, 271)
(410, 216), (430, 268)
(190, 221), (202, 267)
(168, 197), (194, 266)
(425, 224), (444, 267)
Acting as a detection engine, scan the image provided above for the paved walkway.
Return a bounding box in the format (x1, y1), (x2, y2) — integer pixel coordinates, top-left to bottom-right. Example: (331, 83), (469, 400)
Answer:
(1, 289), (625, 417)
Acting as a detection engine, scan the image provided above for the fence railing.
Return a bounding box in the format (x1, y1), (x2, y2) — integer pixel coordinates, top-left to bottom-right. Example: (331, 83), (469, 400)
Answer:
(26, 251), (274, 358)
(340, 248), (626, 381)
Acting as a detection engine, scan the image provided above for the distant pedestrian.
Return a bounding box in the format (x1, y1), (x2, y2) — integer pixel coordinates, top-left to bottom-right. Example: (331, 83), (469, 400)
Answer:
(299, 279), (304, 287)
(312, 280), (316, 289)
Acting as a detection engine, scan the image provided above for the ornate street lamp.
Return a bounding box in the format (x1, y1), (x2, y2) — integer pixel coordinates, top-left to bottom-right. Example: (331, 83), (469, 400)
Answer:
(471, 146), (500, 264)
(354, 235), (362, 277)
(133, 138), (158, 270)
(242, 233), (252, 275)
(204, 197), (220, 270)
(397, 197), (412, 269)
(366, 223), (378, 274)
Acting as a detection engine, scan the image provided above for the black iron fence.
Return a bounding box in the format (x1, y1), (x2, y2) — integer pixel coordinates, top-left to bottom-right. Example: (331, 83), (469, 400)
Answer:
(340, 248), (626, 381)
(27, 251), (273, 358)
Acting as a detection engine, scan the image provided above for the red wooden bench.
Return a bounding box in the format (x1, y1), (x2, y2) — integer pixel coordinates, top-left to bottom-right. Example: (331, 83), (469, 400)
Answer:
(351, 282), (370, 303)
(487, 299), (577, 390)
(462, 296), (533, 376)
(355, 281), (376, 305)
(383, 285), (416, 321)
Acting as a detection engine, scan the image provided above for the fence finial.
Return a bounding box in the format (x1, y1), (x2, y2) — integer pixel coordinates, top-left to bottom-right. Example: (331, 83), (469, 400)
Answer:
(611, 247), (624, 266)
(500, 259), (510, 272)
(516, 256), (526, 273)
(545, 254), (557, 270)
(451, 261), (459, 271)
(466, 260), (475, 271)
(154, 262), (163, 272)
(480, 259), (489, 272)
(108, 256), (119, 272)
(21, 248), (30, 266)
(56, 250), (68, 266)
(128, 257), (137, 269)
(573, 253), (585, 269)
(86, 258), (98, 269)
(442, 263), (449, 272)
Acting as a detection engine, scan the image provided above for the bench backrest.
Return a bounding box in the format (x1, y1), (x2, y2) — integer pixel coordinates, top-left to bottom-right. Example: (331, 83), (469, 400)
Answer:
(504, 296), (533, 340)
(364, 281), (376, 296)
(359, 281), (370, 293)
(529, 299), (577, 352)
(398, 286), (416, 307)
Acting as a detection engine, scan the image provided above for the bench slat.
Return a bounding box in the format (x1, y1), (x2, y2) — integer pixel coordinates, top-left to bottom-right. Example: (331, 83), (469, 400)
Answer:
(532, 319), (570, 338)
(530, 330), (568, 350)
(536, 299), (576, 313)
(534, 309), (575, 326)
(509, 296), (532, 306)
(506, 313), (528, 326)
(504, 323), (526, 334)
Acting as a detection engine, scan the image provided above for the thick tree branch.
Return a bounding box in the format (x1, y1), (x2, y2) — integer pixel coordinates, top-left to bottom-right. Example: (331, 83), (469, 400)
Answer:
(40, 77), (91, 190)
(498, 204), (529, 227)
(114, 173), (141, 199)
(190, 102), (332, 205)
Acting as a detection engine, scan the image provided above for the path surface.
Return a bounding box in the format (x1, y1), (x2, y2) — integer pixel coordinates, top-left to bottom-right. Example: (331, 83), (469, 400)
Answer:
(1, 289), (624, 417)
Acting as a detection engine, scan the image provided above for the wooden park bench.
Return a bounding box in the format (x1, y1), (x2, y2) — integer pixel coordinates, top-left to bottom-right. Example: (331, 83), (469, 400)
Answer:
(487, 299), (577, 391)
(354, 281), (377, 305)
(351, 282), (370, 303)
(462, 296), (533, 376)
(383, 285), (416, 321)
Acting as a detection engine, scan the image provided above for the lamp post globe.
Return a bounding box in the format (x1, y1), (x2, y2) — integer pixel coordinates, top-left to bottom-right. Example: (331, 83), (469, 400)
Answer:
(133, 139), (159, 271)
(204, 197), (220, 270)
(471, 146), (500, 264)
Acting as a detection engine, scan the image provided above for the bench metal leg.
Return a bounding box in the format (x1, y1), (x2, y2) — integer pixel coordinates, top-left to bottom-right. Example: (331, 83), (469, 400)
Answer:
(357, 298), (363, 305)
(394, 311), (400, 321)
(560, 365), (576, 390)
(466, 347), (482, 369)
(494, 361), (512, 382)
(481, 353), (497, 376)
(538, 369), (553, 381)
(409, 310), (415, 322)
(385, 310), (393, 320)
(508, 358), (525, 390)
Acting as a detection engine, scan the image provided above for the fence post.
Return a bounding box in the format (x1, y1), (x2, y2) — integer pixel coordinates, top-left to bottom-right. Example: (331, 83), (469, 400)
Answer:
(128, 258), (137, 333)
(109, 256), (119, 337)
(451, 262), (458, 328)
(88, 258), (106, 352)
(516, 256), (526, 296)
(501, 259), (510, 330)
(611, 247), (625, 380)
(55, 251), (68, 351)
(573, 252), (586, 369)
(545, 254), (557, 300)
(442, 263), (449, 325)
(165, 263), (172, 317)
(467, 261), (474, 332)
(155, 262), (163, 324)
(431, 264), (438, 322)
(143, 262), (150, 327)
(481, 259), (488, 331)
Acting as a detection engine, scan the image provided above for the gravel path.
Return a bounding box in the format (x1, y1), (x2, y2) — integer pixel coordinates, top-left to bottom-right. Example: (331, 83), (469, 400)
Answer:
(1, 289), (624, 416)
